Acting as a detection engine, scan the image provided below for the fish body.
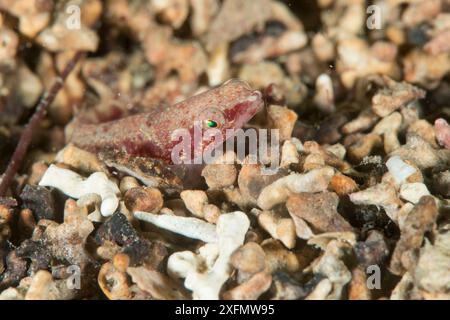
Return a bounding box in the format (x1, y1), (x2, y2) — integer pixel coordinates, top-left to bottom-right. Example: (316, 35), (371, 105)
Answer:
(68, 79), (263, 164)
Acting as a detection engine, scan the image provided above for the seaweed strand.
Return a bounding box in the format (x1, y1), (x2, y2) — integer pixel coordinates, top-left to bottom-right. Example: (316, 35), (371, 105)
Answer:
(0, 51), (85, 196)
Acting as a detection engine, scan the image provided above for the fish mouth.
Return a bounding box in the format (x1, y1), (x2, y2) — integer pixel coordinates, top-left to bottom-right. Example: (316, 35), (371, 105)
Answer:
(223, 90), (264, 129)
(245, 90), (264, 119)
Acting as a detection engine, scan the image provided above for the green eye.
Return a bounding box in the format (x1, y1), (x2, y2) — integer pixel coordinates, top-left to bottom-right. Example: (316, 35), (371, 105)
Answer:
(206, 120), (218, 128)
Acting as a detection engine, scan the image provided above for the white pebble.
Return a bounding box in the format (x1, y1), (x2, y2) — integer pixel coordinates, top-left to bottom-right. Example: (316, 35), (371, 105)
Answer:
(400, 183), (430, 204)
(134, 211), (218, 243)
(39, 165), (120, 217)
(386, 156), (417, 185)
(167, 211), (250, 300)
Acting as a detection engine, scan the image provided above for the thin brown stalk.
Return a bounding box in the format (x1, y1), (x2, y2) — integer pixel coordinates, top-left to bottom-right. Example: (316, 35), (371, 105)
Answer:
(0, 51), (85, 196)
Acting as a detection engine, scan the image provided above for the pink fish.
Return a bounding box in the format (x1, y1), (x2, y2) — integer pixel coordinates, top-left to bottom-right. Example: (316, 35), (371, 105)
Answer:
(67, 79), (264, 164)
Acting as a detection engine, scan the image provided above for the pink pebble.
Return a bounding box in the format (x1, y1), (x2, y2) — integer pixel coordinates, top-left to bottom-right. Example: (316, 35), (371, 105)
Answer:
(435, 118), (450, 149)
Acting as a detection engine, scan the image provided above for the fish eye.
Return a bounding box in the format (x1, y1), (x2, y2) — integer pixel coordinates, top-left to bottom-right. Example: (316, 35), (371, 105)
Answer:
(205, 120), (218, 128)
(199, 107), (226, 129)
